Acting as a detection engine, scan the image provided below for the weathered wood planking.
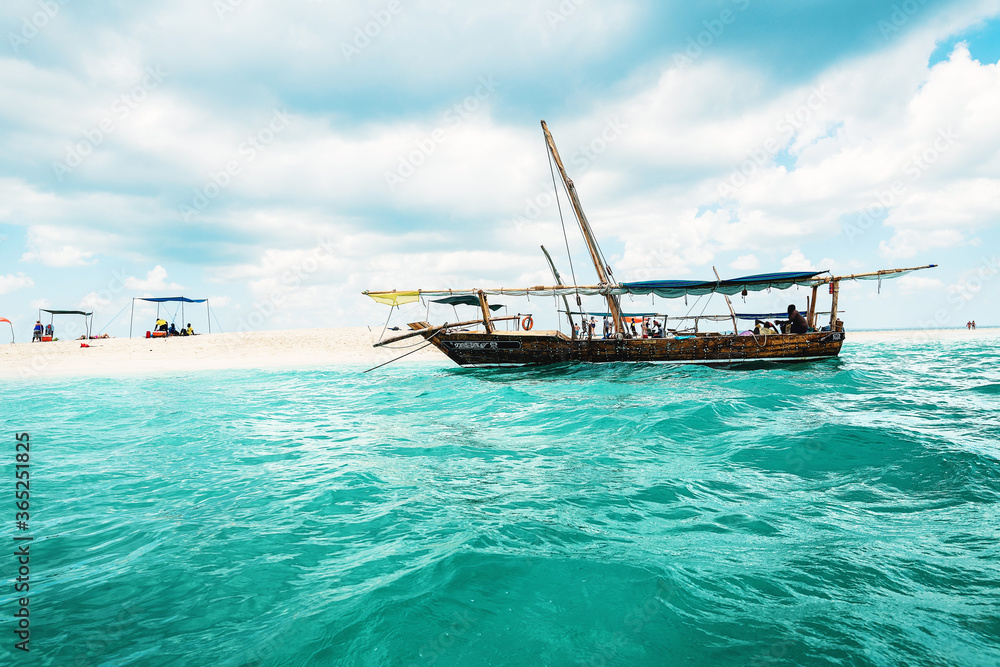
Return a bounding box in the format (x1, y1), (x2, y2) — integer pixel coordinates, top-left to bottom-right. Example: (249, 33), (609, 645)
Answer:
(417, 330), (845, 367)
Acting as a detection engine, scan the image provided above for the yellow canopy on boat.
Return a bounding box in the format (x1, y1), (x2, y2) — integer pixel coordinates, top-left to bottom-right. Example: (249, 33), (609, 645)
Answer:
(367, 291), (420, 307)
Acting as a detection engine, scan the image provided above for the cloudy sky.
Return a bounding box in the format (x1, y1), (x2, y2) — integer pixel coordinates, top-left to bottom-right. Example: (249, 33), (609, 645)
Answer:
(2, 0), (999, 338)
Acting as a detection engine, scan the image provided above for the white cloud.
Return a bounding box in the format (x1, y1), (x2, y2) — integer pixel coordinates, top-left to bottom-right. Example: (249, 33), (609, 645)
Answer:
(0, 272), (34, 295)
(78, 291), (112, 311)
(729, 254), (760, 272)
(897, 274), (945, 295)
(780, 249), (817, 271)
(125, 265), (183, 291)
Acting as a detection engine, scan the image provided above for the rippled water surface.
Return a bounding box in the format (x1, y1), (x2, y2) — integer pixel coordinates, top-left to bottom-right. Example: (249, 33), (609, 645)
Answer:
(2, 337), (999, 666)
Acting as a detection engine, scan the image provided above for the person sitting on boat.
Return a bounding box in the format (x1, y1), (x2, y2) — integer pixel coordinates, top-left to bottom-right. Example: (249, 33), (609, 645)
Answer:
(653, 320), (664, 338)
(752, 320), (775, 335)
(780, 305), (809, 334)
(32, 321), (42, 342)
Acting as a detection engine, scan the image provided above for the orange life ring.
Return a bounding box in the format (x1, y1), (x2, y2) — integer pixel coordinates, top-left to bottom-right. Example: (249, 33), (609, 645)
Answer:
(522, 316), (533, 331)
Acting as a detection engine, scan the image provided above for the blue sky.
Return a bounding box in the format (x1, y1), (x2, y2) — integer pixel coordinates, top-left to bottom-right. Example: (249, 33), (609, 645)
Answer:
(2, 0), (999, 338)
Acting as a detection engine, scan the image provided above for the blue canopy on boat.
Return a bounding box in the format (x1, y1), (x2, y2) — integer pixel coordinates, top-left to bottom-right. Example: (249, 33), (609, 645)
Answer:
(621, 271), (826, 299)
(431, 295), (504, 311)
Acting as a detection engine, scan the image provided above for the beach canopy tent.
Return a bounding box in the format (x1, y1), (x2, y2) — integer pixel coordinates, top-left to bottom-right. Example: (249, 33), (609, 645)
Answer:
(129, 296), (211, 337)
(0, 317), (13, 343)
(38, 309), (94, 339)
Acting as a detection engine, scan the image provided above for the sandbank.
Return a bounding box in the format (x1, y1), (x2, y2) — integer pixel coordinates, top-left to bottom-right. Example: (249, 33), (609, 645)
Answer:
(0, 327), (445, 379)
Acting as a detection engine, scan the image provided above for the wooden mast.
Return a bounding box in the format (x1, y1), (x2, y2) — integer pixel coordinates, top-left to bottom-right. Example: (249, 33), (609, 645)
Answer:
(541, 245), (576, 333)
(477, 290), (495, 333)
(806, 285), (819, 329)
(829, 280), (841, 331)
(540, 120), (624, 335)
(713, 266), (739, 334)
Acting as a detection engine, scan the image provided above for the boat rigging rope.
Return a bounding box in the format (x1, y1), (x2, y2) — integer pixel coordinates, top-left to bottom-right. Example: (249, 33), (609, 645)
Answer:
(546, 138), (580, 312)
(95, 300), (133, 335)
(363, 330), (441, 373)
(377, 304), (396, 343)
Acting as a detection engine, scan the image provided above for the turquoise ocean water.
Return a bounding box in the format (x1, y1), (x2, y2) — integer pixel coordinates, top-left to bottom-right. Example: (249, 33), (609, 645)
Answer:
(1, 337), (998, 666)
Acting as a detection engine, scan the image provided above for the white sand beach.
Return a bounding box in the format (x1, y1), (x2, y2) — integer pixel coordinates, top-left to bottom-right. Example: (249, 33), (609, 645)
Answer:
(0, 327), (446, 379)
(0, 326), (994, 379)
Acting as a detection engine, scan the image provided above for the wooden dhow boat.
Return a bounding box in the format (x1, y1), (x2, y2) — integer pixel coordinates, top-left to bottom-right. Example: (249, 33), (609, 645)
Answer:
(365, 121), (935, 368)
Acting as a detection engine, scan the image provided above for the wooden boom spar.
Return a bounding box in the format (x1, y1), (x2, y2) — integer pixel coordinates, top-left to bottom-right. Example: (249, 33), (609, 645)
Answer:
(541, 245), (576, 332)
(373, 315), (522, 347)
(540, 120), (624, 335)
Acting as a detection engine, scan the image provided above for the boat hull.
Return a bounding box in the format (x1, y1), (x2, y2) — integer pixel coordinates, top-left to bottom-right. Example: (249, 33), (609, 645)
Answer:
(420, 329), (845, 367)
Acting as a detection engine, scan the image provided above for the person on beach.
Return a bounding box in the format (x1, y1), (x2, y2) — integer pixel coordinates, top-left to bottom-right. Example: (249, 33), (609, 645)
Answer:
(967, 321), (972, 330)
(32, 321), (42, 342)
(780, 305), (808, 334)
(972, 320), (976, 330)
(186, 323), (194, 335)
(44, 323), (53, 337)
(155, 318), (167, 333)
(168, 323), (179, 336)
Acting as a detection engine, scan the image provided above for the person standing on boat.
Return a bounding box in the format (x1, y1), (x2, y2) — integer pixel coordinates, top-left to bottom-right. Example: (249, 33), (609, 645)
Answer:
(573, 322), (580, 339)
(603, 316), (611, 339)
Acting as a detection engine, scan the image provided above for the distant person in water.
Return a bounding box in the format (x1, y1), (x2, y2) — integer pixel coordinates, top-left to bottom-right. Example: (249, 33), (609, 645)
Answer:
(781, 305), (808, 334)
(972, 320), (976, 330)
(967, 321), (972, 330)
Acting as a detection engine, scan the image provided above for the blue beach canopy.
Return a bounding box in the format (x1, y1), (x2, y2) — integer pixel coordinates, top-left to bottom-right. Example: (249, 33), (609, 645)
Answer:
(137, 297), (207, 303)
(129, 296), (213, 337)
